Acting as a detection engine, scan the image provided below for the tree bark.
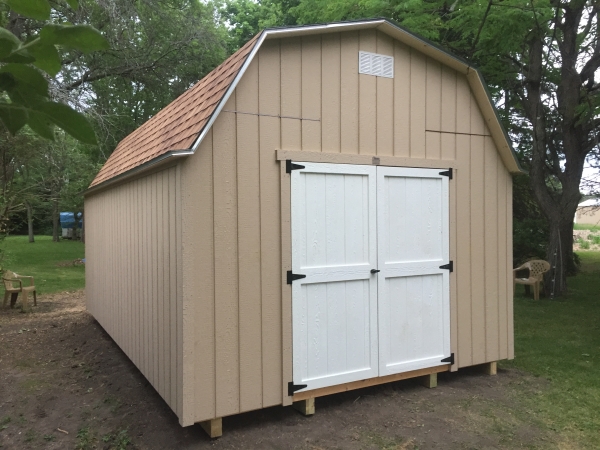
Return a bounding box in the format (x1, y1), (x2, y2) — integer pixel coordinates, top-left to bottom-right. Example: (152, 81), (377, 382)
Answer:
(52, 200), (60, 242)
(26, 201), (34, 243)
(545, 220), (575, 297)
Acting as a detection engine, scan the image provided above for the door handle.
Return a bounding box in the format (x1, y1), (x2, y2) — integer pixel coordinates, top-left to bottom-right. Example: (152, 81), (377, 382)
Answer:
(370, 269), (380, 274)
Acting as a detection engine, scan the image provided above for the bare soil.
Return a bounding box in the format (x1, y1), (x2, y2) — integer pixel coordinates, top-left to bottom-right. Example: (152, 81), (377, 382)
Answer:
(0, 292), (558, 449)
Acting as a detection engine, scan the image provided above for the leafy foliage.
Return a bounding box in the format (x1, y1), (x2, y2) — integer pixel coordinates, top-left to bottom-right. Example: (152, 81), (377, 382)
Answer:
(0, 0), (108, 143)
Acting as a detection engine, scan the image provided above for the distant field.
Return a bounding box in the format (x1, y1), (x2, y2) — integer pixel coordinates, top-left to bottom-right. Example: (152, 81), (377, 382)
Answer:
(2, 235), (85, 294)
(573, 223), (600, 232)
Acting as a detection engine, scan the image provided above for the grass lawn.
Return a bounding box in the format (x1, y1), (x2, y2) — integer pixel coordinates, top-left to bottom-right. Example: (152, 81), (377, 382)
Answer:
(503, 251), (600, 447)
(2, 235), (85, 294)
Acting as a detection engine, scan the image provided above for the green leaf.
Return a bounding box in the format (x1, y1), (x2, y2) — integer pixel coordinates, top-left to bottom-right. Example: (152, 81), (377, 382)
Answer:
(39, 102), (97, 144)
(28, 41), (61, 76)
(0, 28), (21, 59)
(40, 24), (109, 53)
(3, 49), (36, 64)
(27, 110), (55, 140)
(0, 103), (28, 135)
(66, 0), (79, 10)
(0, 64), (48, 96)
(0, 73), (17, 92)
(6, 0), (51, 21)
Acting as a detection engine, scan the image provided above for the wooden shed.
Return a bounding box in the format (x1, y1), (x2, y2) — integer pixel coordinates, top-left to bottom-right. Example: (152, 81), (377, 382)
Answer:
(85, 19), (522, 436)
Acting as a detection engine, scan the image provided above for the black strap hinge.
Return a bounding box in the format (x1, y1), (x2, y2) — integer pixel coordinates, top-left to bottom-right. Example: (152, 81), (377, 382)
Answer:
(441, 353), (454, 365)
(287, 270), (306, 284)
(286, 160), (305, 173)
(288, 381), (308, 396)
(439, 168), (453, 179)
(439, 261), (454, 272)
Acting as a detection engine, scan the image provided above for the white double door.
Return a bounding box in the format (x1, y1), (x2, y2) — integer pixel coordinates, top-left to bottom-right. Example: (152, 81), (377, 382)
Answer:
(291, 162), (451, 393)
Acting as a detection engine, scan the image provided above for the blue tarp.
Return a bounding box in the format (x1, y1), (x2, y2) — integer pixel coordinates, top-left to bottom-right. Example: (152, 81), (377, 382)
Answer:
(60, 212), (82, 229)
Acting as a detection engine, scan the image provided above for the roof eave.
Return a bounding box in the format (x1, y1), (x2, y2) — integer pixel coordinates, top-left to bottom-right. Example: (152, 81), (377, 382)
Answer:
(85, 149), (192, 196)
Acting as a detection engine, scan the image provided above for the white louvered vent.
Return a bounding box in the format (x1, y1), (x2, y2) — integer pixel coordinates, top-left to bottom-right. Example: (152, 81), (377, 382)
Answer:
(358, 51), (394, 78)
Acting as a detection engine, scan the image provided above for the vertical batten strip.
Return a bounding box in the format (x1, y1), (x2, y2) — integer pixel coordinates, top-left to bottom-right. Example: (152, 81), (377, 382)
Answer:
(410, 49), (426, 158)
(507, 173), (515, 359)
(258, 41), (283, 408)
(484, 137), (499, 361)
(157, 172), (164, 397)
(236, 55), (264, 412)
(301, 35), (322, 152)
(175, 164), (184, 419)
(449, 156), (458, 371)
(470, 135), (486, 365)
(358, 29), (377, 154)
(497, 155), (508, 359)
(456, 135), (472, 367)
(393, 41), (411, 157)
(340, 31), (359, 154)
(376, 31), (394, 156)
(182, 132), (216, 423)
(213, 98), (240, 418)
(321, 33), (341, 152)
(425, 58), (442, 132)
(281, 38), (302, 151)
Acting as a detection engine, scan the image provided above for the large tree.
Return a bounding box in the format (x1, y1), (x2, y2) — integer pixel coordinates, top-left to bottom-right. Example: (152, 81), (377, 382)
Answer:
(224, 0), (600, 294)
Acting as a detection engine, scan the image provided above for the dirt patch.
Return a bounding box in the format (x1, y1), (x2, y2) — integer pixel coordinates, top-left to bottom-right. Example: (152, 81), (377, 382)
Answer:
(1, 292), (557, 449)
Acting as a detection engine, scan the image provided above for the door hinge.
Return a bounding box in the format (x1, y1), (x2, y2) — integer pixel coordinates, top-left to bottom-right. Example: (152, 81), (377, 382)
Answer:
(288, 381), (308, 396)
(439, 261), (453, 272)
(287, 270), (306, 284)
(439, 168), (453, 179)
(286, 160), (305, 173)
(441, 353), (454, 365)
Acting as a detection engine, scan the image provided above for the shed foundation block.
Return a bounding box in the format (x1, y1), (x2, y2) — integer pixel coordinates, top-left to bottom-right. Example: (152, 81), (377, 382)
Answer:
(293, 398), (315, 416)
(199, 418), (222, 438)
(420, 373), (438, 388)
(481, 361), (497, 375)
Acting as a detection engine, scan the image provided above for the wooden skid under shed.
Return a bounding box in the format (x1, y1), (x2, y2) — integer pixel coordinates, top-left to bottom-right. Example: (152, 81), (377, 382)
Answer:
(292, 365), (450, 402)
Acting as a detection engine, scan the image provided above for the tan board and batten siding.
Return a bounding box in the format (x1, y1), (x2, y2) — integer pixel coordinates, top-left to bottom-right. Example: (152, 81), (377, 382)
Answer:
(86, 27), (514, 427)
(179, 29), (513, 425)
(85, 166), (183, 418)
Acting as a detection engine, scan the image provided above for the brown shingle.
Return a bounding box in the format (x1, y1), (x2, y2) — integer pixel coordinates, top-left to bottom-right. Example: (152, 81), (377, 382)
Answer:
(90, 33), (261, 187)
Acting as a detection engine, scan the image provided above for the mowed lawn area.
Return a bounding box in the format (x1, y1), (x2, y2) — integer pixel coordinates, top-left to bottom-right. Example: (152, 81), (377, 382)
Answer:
(2, 235), (85, 294)
(504, 251), (600, 447)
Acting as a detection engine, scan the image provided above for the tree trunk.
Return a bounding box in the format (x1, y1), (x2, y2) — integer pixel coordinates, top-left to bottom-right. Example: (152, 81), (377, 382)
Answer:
(52, 200), (60, 242)
(544, 221), (574, 298)
(26, 201), (34, 243)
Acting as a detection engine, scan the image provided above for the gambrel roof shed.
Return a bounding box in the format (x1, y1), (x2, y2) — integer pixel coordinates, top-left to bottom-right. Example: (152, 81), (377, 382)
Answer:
(86, 19), (519, 435)
(90, 19), (521, 190)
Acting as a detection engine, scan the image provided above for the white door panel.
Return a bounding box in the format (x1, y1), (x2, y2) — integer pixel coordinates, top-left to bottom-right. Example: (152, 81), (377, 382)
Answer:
(377, 167), (451, 376)
(291, 163), (451, 393)
(291, 162), (379, 392)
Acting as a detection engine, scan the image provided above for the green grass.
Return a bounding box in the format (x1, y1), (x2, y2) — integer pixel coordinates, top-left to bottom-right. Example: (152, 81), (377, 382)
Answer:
(573, 223), (600, 232)
(503, 251), (600, 447)
(2, 235), (85, 294)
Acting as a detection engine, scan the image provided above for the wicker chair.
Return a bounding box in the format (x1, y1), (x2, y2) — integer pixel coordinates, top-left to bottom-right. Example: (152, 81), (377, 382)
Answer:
(2, 270), (37, 311)
(513, 260), (550, 300)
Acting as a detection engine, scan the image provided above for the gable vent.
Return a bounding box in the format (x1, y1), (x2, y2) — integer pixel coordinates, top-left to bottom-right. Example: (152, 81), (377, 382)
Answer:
(359, 51), (394, 78)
